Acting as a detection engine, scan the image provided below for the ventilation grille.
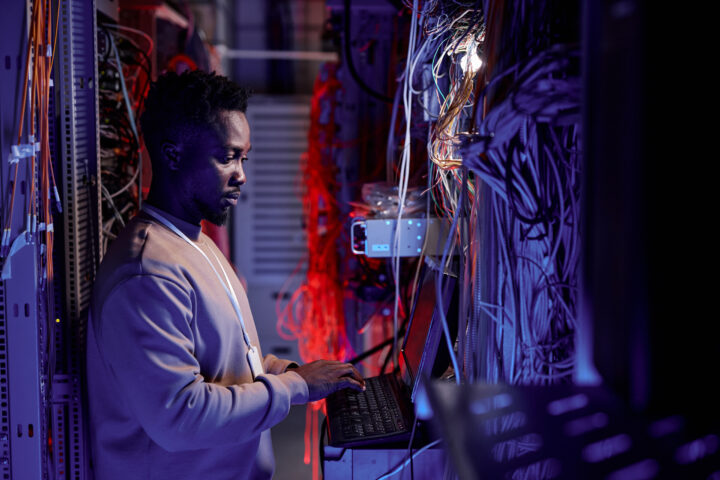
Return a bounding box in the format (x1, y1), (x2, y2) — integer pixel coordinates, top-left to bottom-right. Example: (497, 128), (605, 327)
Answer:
(0, 282), (10, 479)
(233, 97), (309, 285)
(59, 0), (101, 329)
(56, 0), (100, 478)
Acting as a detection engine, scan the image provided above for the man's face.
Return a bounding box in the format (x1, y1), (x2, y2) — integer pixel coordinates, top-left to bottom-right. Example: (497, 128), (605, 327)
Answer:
(180, 110), (251, 226)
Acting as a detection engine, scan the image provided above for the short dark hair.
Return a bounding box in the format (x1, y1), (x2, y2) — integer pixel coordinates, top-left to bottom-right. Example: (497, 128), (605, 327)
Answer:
(140, 70), (250, 166)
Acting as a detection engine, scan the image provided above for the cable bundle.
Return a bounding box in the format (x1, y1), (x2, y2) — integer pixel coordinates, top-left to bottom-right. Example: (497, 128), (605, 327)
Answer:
(383, 1), (580, 389)
(459, 44), (581, 384)
(97, 24), (152, 252)
(1, 0), (61, 283)
(429, 23), (484, 170)
(426, 16), (483, 227)
(277, 63), (351, 365)
(384, 1), (486, 380)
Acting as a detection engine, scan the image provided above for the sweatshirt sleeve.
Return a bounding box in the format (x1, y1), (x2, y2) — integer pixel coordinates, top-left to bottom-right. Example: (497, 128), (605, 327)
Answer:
(263, 353), (301, 375)
(95, 274), (309, 452)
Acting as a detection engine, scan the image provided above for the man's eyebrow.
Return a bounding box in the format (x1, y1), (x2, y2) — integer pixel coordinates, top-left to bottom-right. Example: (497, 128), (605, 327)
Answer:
(224, 144), (252, 153)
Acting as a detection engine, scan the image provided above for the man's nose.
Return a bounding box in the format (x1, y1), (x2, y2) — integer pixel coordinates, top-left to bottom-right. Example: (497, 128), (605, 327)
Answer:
(231, 162), (246, 185)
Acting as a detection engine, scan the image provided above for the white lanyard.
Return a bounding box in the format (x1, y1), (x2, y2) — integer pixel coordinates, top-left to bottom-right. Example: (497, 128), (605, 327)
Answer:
(143, 207), (254, 348)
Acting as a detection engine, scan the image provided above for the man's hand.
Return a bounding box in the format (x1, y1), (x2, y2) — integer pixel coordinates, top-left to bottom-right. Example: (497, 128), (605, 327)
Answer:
(291, 360), (365, 402)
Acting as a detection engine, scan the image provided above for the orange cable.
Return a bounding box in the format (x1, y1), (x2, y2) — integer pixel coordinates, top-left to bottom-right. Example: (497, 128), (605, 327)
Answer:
(4, 0), (40, 239)
(28, 0), (44, 215)
(15, 0), (39, 145)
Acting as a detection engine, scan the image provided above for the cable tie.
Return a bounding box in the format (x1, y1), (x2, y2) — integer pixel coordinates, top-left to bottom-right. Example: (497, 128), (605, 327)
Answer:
(53, 186), (63, 213)
(49, 78), (54, 87)
(38, 222), (46, 232)
(46, 44), (52, 57)
(10, 143), (36, 164)
(40, 244), (46, 256)
(47, 223), (54, 233)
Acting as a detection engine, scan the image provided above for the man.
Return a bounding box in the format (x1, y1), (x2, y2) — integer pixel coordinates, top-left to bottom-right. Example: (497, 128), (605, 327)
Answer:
(86, 70), (364, 479)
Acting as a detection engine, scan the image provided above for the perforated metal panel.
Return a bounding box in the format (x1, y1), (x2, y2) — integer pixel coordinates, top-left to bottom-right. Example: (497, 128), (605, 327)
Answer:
(233, 96), (309, 285)
(6, 244), (44, 479)
(58, 0), (102, 324)
(0, 283), (10, 479)
(55, 0), (101, 478)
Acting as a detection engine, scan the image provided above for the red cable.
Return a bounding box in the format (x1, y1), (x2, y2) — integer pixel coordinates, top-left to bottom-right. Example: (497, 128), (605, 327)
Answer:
(276, 63), (353, 479)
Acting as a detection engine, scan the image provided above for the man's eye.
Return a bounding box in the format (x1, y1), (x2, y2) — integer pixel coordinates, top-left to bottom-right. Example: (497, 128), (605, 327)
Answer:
(221, 151), (247, 164)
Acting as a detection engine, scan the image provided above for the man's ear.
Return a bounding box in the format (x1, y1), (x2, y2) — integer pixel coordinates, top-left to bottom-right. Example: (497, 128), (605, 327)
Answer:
(161, 142), (181, 171)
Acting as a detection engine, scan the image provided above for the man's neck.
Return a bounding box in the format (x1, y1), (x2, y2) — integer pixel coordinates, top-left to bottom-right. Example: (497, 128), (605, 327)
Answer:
(145, 187), (202, 226)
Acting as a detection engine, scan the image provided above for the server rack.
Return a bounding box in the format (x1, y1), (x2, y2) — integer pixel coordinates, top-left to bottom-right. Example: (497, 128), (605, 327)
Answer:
(1, 0), (100, 477)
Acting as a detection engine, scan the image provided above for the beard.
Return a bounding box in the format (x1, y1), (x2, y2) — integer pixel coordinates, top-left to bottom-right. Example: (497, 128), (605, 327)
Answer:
(197, 200), (231, 226)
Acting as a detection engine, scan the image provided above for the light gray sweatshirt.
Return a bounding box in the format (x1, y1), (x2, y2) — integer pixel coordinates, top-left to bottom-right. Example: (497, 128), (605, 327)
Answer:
(86, 205), (308, 479)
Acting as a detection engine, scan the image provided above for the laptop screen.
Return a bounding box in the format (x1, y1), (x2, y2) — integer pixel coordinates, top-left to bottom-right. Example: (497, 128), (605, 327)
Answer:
(401, 267), (456, 400)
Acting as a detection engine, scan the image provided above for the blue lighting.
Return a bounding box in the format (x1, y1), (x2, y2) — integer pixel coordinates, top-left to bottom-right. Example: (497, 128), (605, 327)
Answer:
(675, 435), (720, 465)
(606, 459), (660, 480)
(547, 393), (588, 416)
(414, 384), (433, 420)
(582, 434), (632, 463)
(470, 393), (512, 415)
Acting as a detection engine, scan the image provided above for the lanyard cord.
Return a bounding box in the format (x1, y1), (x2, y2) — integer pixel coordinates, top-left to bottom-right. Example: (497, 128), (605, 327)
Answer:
(143, 207), (254, 349)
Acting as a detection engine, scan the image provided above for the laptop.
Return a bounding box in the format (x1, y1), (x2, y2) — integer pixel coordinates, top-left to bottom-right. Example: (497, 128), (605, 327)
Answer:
(325, 268), (456, 448)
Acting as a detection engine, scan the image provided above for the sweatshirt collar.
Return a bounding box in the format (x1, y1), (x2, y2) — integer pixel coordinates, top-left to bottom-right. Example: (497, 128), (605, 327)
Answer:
(142, 204), (202, 242)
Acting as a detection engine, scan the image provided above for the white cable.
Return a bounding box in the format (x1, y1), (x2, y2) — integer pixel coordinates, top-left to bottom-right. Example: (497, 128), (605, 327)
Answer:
(392, 0), (421, 369)
(101, 185), (126, 228)
(101, 23), (153, 54)
(109, 160), (141, 198)
(108, 33), (140, 145)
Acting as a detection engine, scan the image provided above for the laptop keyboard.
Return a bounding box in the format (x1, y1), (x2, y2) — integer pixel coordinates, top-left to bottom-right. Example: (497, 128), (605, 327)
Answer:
(327, 374), (408, 443)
